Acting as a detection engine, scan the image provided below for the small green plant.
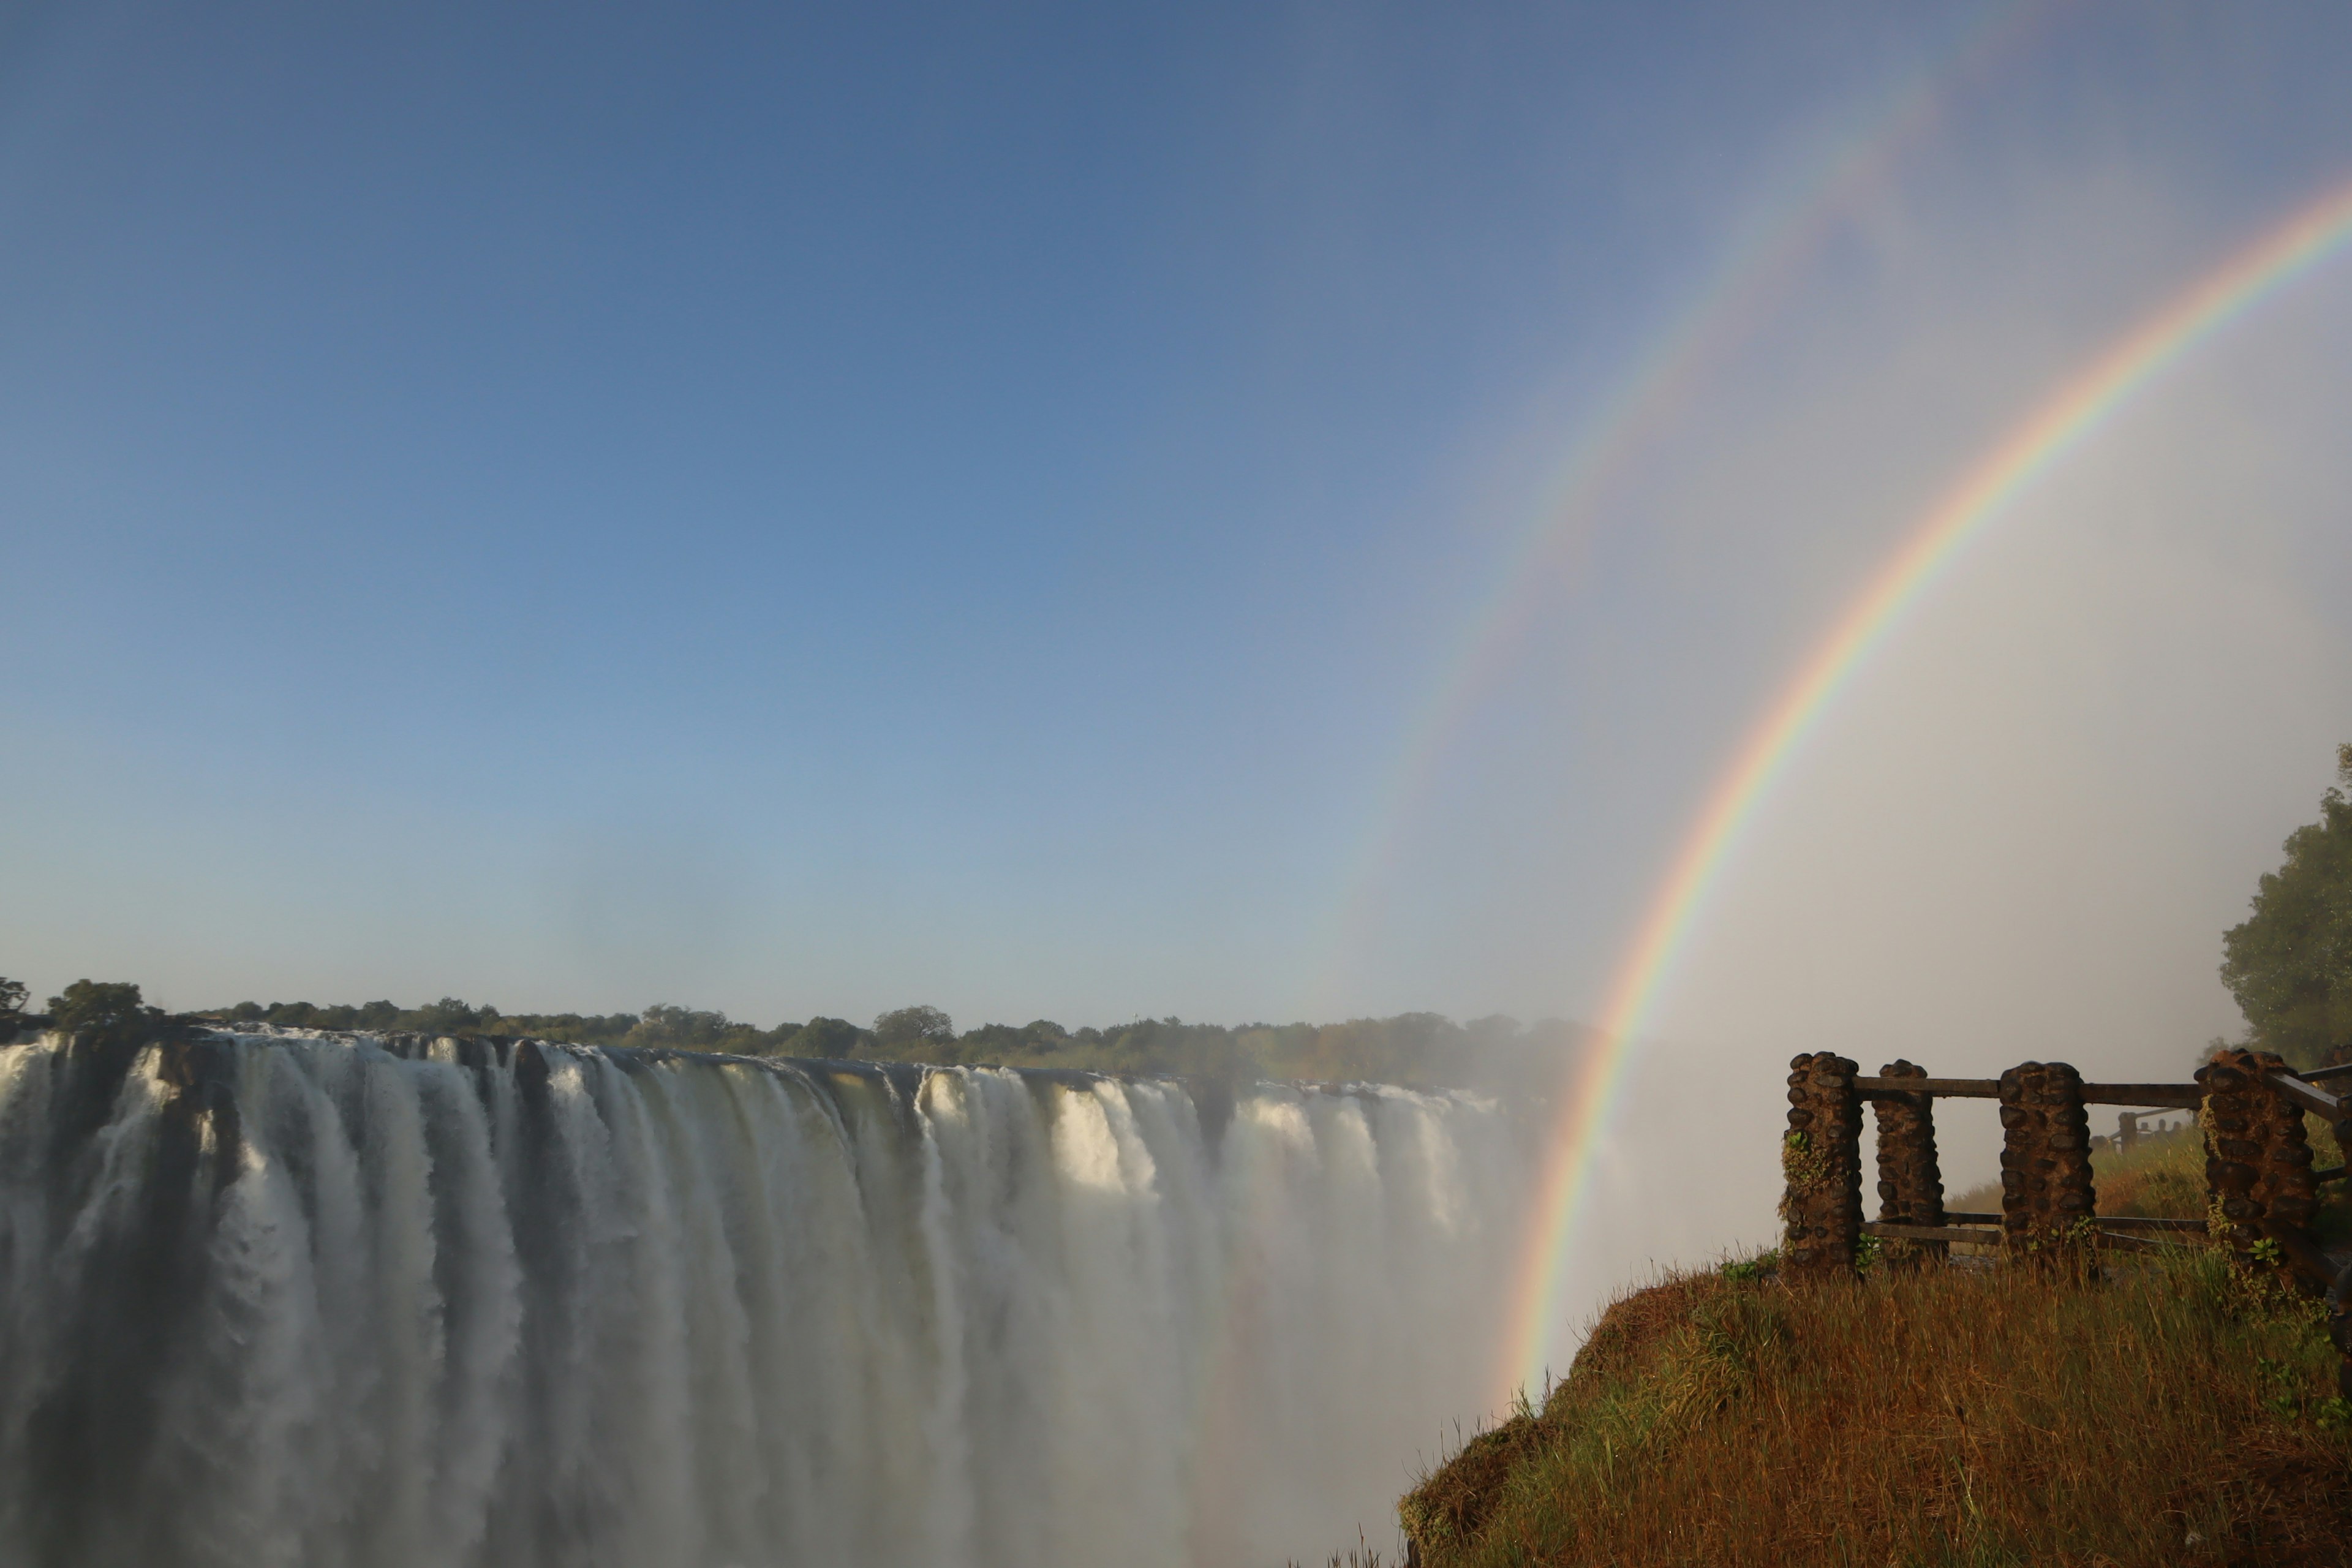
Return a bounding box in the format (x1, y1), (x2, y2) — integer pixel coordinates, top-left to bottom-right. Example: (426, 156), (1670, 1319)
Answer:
(2256, 1354), (2304, 1418)
(1776, 1129), (1833, 1242)
(1996, 1215), (2098, 1276)
(1779, 1129), (1828, 1191)
(1721, 1249), (1778, 1283)
(2203, 1223), (2334, 1325)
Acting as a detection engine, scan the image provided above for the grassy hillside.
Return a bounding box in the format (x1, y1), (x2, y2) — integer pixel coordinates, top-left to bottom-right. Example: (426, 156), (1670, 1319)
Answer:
(1401, 1248), (2352, 1567)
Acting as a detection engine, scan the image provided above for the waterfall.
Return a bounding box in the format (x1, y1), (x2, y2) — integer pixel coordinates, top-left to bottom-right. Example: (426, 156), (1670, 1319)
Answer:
(0, 1028), (1532, 1567)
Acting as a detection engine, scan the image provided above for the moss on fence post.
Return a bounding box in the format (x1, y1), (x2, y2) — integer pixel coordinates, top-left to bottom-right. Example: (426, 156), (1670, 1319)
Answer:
(2196, 1047), (2319, 1291)
(1998, 1061), (2095, 1270)
(1872, 1059), (1946, 1266)
(1782, 1052), (1861, 1278)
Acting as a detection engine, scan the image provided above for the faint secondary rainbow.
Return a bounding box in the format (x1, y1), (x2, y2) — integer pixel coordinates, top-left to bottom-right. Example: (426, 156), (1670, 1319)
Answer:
(1496, 170), (2352, 1397)
(1311, 0), (2045, 1000)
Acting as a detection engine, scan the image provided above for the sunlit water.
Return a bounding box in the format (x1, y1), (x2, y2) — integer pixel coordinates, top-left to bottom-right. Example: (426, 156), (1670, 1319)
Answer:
(0, 1029), (1531, 1567)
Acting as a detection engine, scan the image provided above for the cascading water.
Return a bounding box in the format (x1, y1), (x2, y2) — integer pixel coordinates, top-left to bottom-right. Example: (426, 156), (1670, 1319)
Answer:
(0, 1027), (1532, 1568)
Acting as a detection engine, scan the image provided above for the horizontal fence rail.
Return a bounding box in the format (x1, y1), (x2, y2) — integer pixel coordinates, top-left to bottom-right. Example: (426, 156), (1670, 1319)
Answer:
(1782, 1047), (2352, 1398)
(1852, 1077), (2205, 1107)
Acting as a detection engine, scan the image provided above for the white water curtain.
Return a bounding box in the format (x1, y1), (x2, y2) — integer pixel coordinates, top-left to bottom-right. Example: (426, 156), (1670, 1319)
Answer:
(0, 1031), (1531, 1568)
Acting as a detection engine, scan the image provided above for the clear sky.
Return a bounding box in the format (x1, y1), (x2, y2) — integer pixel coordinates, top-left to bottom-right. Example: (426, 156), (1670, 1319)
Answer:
(6, 1), (2351, 1085)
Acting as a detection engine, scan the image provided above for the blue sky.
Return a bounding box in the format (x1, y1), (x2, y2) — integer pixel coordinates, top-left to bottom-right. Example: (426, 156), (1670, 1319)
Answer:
(6, 2), (2352, 1061)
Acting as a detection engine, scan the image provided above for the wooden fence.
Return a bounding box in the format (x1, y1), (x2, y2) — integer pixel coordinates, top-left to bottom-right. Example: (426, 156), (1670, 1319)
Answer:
(1781, 1046), (2352, 1389)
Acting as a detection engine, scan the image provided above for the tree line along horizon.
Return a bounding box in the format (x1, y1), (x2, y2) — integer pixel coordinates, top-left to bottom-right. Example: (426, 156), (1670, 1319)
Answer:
(9, 743), (2352, 1082)
(0, 978), (1580, 1093)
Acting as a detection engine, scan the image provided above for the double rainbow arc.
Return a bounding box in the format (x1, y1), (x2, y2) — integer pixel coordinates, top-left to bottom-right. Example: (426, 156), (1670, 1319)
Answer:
(1314, 1), (2047, 997)
(1498, 172), (2352, 1397)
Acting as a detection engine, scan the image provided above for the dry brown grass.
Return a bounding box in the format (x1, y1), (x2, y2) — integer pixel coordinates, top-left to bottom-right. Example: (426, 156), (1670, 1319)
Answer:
(1949, 1118), (2352, 1241)
(1403, 1248), (2352, 1567)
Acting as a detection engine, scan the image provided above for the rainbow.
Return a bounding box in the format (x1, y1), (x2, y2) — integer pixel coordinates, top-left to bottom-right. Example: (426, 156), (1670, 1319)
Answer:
(1496, 170), (2352, 1397)
(1313, 1), (2046, 994)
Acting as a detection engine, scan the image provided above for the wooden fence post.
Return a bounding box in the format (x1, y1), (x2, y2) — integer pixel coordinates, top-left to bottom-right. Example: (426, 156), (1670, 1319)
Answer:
(1872, 1060), (1946, 1265)
(1782, 1053), (1862, 1276)
(2196, 1047), (2319, 1289)
(1999, 1061), (2095, 1266)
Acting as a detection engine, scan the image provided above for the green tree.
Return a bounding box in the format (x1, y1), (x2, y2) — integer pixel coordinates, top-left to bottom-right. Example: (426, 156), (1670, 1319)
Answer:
(624, 1005), (763, 1054)
(2222, 744), (2352, 1069)
(0, 976), (26, 1033)
(787, 1016), (866, 1058)
(47, 979), (168, 1047)
(873, 1005), (954, 1050)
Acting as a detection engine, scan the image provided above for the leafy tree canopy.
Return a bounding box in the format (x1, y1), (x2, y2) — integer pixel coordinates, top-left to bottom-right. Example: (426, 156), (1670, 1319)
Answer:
(786, 1017), (865, 1059)
(873, 1005), (954, 1048)
(2222, 743), (2352, 1069)
(46, 979), (170, 1048)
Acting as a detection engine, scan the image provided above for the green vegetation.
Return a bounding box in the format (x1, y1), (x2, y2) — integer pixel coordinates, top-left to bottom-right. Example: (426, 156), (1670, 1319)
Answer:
(2222, 743), (2352, 1071)
(1403, 1250), (2352, 1567)
(197, 996), (804, 1055)
(47, 979), (159, 1036)
(0, 977), (179, 1051)
(0, 984), (1584, 1090)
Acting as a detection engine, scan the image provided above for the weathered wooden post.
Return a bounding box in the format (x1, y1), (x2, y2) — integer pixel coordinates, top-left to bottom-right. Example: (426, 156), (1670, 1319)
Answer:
(1998, 1061), (2096, 1266)
(1782, 1052), (1863, 1276)
(2195, 1047), (2318, 1287)
(1871, 1059), (1947, 1265)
